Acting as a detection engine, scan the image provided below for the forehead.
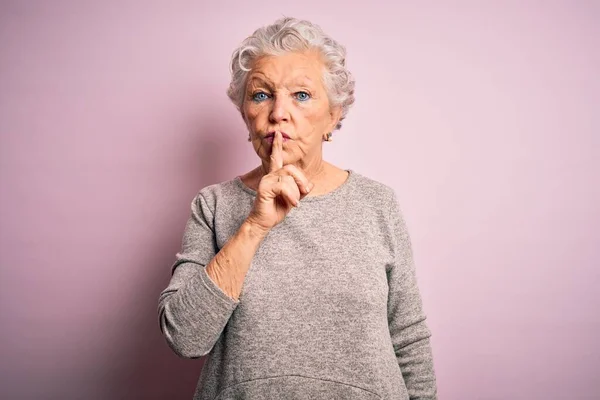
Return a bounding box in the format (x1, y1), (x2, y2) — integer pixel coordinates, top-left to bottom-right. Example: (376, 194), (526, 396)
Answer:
(247, 50), (325, 86)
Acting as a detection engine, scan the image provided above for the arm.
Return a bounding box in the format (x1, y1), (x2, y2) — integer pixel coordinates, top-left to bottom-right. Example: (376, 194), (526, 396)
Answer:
(157, 192), (268, 359)
(387, 190), (438, 399)
(158, 131), (311, 359)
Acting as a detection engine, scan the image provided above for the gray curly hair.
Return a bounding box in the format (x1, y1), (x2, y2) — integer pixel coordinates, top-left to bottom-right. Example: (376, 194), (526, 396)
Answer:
(226, 17), (355, 131)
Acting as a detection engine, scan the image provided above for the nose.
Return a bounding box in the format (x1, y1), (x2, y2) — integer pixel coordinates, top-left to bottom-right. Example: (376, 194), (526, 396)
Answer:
(269, 95), (290, 124)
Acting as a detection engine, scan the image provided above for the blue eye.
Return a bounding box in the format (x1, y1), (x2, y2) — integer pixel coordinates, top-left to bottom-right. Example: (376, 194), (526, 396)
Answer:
(252, 92), (269, 102)
(295, 91), (310, 101)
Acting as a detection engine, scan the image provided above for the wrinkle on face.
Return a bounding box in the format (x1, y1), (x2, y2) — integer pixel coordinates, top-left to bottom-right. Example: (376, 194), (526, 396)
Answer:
(242, 49), (340, 169)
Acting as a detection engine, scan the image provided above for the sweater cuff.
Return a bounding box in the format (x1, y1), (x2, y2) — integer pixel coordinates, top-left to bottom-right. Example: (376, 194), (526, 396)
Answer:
(199, 265), (240, 308)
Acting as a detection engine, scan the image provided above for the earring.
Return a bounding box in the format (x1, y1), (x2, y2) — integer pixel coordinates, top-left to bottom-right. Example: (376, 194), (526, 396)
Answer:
(247, 133), (251, 142)
(324, 132), (333, 142)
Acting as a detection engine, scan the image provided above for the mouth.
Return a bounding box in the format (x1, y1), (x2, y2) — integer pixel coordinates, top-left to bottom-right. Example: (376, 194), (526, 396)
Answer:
(264, 131), (291, 143)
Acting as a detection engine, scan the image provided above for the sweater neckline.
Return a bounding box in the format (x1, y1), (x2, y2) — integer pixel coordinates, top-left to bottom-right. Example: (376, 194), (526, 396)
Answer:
(234, 169), (355, 203)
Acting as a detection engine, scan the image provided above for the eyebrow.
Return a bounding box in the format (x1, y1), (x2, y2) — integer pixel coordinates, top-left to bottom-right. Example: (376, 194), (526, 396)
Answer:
(294, 75), (313, 84)
(292, 76), (314, 86)
(247, 76), (273, 87)
(247, 75), (315, 88)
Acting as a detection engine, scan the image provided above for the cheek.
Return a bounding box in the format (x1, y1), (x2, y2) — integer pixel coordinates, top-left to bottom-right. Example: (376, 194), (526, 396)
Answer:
(297, 103), (329, 128)
(244, 103), (268, 123)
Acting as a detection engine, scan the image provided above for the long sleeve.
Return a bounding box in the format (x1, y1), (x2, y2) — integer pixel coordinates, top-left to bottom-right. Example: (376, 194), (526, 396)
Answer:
(386, 190), (438, 399)
(157, 191), (239, 359)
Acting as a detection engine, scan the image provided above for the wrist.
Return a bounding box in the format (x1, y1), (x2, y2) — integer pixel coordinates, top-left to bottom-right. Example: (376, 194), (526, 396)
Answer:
(242, 218), (270, 240)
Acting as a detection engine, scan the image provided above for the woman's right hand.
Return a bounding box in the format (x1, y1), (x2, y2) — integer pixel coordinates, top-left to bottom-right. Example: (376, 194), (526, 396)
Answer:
(246, 131), (313, 232)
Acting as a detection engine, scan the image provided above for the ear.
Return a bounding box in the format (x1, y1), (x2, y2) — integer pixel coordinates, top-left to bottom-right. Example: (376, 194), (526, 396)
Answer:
(327, 105), (343, 132)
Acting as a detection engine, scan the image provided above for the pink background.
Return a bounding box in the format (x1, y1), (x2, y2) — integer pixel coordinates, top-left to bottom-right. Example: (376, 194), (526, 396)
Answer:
(1, 1), (598, 399)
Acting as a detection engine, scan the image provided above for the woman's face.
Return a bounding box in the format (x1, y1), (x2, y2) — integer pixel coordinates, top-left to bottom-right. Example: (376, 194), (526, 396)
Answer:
(242, 50), (341, 167)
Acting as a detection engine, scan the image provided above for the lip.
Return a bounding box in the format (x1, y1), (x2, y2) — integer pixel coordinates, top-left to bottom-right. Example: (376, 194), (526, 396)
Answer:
(264, 131), (291, 143)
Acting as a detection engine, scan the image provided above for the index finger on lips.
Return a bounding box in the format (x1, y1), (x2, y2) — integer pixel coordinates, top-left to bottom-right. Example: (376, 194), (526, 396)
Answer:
(269, 131), (284, 173)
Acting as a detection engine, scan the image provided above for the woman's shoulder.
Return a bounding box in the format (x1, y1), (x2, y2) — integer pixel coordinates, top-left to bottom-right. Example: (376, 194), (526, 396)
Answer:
(348, 170), (398, 206)
(191, 175), (252, 212)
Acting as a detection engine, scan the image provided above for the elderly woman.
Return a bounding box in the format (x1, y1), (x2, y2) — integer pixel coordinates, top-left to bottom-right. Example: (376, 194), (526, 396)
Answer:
(158, 17), (437, 400)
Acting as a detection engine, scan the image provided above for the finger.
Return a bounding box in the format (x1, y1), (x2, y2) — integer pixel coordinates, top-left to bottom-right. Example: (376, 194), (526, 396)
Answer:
(272, 175), (300, 207)
(279, 177), (301, 207)
(269, 131), (284, 173)
(282, 164), (313, 195)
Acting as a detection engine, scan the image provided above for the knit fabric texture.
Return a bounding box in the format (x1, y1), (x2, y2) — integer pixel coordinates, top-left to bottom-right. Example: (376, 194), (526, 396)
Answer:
(158, 169), (437, 399)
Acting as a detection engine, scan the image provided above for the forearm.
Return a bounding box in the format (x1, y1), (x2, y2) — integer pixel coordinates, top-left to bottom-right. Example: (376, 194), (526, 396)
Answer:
(158, 219), (269, 358)
(206, 219), (269, 300)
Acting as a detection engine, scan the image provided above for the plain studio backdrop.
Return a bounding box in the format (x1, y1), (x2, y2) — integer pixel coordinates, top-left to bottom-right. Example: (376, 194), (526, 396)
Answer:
(0, 1), (598, 399)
